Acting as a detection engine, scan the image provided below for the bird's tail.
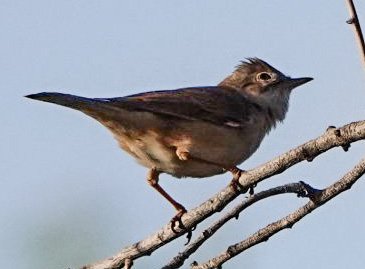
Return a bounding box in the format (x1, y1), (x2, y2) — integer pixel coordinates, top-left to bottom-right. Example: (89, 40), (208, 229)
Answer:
(25, 92), (97, 111)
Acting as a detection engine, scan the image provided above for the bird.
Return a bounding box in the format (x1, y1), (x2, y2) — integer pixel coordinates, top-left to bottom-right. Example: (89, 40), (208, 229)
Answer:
(25, 58), (312, 230)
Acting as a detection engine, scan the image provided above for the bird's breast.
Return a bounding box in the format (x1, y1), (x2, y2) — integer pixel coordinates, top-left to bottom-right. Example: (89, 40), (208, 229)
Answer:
(97, 110), (268, 178)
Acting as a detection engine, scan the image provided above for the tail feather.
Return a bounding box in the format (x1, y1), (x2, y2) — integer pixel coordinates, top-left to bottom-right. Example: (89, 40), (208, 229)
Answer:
(25, 92), (95, 111)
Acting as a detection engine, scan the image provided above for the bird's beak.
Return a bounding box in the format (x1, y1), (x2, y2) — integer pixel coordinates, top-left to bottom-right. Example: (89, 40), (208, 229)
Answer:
(283, 77), (313, 90)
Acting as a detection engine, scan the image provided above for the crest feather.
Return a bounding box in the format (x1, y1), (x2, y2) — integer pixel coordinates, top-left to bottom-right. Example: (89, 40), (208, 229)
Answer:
(235, 58), (280, 74)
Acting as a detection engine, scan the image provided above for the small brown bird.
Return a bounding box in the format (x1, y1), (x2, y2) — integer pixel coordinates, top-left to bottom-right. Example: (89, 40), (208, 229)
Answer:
(26, 58), (312, 229)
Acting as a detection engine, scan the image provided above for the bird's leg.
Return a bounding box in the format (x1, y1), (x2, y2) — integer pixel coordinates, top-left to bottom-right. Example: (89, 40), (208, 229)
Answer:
(147, 168), (187, 233)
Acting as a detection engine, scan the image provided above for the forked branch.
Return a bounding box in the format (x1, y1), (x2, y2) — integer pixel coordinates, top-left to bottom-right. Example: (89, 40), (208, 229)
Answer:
(163, 182), (320, 268)
(82, 120), (365, 269)
(191, 157), (365, 268)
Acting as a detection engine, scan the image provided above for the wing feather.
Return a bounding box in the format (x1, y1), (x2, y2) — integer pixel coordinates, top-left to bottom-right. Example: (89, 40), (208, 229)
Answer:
(98, 87), (260, 128)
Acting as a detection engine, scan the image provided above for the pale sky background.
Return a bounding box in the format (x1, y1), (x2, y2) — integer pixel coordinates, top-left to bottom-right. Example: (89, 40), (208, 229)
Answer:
(1, 1), (365, 269)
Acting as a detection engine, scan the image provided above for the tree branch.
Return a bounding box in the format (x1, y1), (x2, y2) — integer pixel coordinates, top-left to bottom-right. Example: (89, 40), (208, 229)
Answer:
(82, 120), (365, 269)
(345, 0), (365, 69)
(163, 182), (320, 269)
(191, 157), (365, 268)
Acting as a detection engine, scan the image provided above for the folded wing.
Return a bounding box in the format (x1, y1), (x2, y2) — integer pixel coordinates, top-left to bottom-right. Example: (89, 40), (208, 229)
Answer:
(101, 87), (259, 128)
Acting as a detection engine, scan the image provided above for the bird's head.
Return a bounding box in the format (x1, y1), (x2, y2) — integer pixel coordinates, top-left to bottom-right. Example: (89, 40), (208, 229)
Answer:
(219, 58), (312, 121)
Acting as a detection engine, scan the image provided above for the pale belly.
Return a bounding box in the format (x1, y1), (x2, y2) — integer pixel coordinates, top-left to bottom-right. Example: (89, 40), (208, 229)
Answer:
(95, 110), (267, 178)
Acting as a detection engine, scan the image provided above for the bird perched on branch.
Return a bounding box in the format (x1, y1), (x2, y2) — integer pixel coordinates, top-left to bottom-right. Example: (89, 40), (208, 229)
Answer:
(26, 58), (312, 231)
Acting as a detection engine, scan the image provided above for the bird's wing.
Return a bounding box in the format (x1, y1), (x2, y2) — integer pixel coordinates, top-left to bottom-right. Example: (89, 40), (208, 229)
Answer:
(99, 87), (261, 128)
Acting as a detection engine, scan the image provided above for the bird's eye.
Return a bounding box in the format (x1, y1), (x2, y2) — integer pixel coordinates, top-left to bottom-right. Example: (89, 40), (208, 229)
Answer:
(257, 72), (272, 81)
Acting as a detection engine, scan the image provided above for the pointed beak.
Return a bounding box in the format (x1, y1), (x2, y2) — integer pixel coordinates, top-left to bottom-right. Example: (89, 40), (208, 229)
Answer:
(282, 77), (313, 90)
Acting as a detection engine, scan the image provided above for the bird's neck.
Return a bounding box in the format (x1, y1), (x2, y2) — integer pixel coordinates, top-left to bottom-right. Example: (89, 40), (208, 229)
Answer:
(249, 93), (290, 129)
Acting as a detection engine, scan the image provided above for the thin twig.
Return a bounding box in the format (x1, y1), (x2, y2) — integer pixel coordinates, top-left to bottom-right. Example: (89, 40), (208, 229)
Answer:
(346, 0), (365, 69)
(191, 157), (365, 268)
(163, 182), (319, 269)
(82, 120), (365, 269)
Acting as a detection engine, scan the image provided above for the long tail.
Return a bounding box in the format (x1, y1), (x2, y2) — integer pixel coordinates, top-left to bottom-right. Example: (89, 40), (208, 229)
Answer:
(25, 92), (97, 111)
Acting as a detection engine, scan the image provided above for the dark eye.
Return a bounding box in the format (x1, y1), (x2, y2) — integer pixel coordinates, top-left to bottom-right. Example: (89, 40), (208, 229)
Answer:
(257, 72), (272, 81)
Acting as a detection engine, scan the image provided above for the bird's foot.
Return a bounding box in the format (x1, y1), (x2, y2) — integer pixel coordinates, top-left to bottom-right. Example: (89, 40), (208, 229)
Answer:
(229, 167), (246, 193)
(170, 207), (197, 245)
(170, 207), (187, 233)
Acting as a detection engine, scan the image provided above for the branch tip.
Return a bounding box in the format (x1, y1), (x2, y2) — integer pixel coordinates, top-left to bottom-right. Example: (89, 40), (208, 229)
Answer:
(345, 0), (365, 71)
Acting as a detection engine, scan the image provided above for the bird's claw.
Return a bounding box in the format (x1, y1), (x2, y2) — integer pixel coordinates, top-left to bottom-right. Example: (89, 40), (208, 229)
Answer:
(230, 177), (244, 192)
(229, 168), (246, 193)
(170, 208), (187, 233)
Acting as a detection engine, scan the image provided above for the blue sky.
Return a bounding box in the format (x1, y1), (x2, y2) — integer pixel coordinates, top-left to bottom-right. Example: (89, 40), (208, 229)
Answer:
(1, 1), (365, 268)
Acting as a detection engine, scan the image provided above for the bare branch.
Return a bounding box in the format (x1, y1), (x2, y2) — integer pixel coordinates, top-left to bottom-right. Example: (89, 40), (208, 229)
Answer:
(345, 0), (365, 69)
(82, 120), (365, 269)
(163, 182), (319, 269)
(191, 157), (365, 268)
